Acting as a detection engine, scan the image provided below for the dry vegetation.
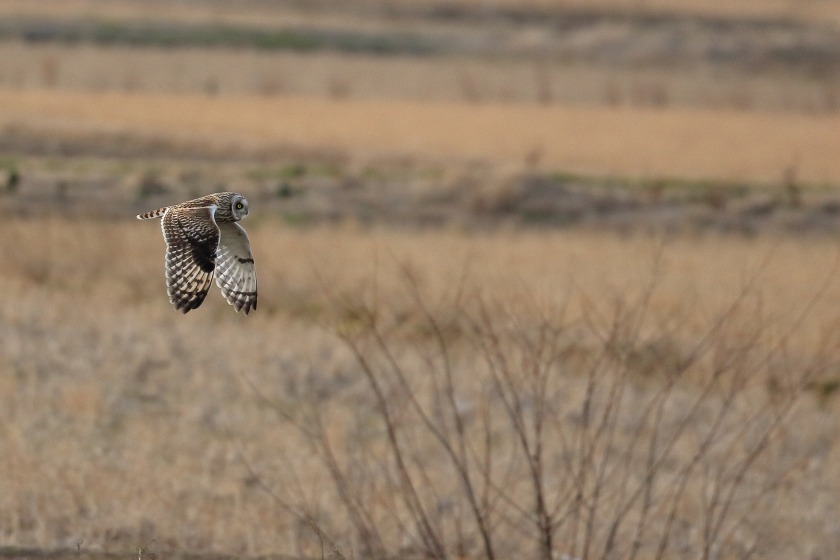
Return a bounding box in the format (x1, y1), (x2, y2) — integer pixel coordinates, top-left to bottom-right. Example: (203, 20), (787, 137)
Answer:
(9, 43), (837, 114)
(2, 219), (840, 559)
(1, 0), (838, 116)
(1, 1), (840, 559)
(0, 90), (839, 185)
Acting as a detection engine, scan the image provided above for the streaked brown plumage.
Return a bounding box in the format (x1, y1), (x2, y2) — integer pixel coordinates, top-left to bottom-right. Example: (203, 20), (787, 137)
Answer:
(137, 192), (257, 314)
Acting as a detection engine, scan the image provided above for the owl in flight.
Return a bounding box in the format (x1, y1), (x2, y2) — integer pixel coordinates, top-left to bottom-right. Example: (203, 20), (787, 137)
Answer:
(137, 192), (257, 314)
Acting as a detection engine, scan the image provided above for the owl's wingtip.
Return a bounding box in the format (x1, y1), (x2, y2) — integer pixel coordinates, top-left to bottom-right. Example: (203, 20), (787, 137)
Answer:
(232, 298), (256, 315)
(236, 303), (253, 315)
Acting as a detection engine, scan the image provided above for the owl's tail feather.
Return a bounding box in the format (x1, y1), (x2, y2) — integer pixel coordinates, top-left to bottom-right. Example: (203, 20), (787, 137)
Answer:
(136, 207), (169, 220)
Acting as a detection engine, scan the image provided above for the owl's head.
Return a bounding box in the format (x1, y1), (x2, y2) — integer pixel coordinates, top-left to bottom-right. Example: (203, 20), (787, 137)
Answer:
(230, 194), (249, 220)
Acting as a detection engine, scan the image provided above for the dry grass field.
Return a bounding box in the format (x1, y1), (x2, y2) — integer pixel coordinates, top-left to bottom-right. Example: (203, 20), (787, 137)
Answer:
(1, 1), (840, 559)
(7, 42), (837, 115)
(1, 0), (838, 115)
(2, 219), (840, 560)
(1, 90), (839, 185)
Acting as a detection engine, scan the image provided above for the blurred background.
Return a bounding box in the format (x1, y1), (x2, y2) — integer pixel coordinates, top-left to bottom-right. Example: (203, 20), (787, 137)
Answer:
(0, 0), (837, 229)
(2, 1), (840, 559)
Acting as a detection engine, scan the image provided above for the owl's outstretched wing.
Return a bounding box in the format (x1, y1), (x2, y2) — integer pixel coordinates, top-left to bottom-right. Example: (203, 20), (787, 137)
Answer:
(161, 206), (219, 313)
(214, 222), (258, 314)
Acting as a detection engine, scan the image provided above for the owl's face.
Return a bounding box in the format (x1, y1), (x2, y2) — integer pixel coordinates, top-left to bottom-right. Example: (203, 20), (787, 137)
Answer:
(230, 194), (249, 220)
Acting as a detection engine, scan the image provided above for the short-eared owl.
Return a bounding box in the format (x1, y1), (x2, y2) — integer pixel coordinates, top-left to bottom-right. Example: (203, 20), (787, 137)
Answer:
(137, 192), (257, 314)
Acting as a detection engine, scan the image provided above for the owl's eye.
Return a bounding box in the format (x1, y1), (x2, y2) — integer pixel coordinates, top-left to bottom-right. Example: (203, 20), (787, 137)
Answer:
(235, 202), (244, 210)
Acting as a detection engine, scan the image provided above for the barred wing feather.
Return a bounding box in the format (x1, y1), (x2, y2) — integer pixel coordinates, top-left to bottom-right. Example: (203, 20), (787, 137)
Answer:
(215, 222), (258, 314)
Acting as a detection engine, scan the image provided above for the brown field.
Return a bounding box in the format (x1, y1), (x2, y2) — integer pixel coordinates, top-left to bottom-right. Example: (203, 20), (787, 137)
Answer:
(2, 218), (840, 559)
(2, 2), (840, 559)
(8, 42), (837, 115)
(1, 0), (838, 117)
(1, 89), (839, 184)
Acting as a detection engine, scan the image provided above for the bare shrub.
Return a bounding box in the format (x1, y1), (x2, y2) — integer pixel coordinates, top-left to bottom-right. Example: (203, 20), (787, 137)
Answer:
(248, 256), (829, 560)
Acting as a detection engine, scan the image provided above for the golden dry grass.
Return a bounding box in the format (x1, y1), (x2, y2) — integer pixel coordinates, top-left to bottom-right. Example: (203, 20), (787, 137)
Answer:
(1, 89), (839, 184)
(10, 42), (832, 114)
(2, 218), (840, 558)
(0, 1), (838, 557)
